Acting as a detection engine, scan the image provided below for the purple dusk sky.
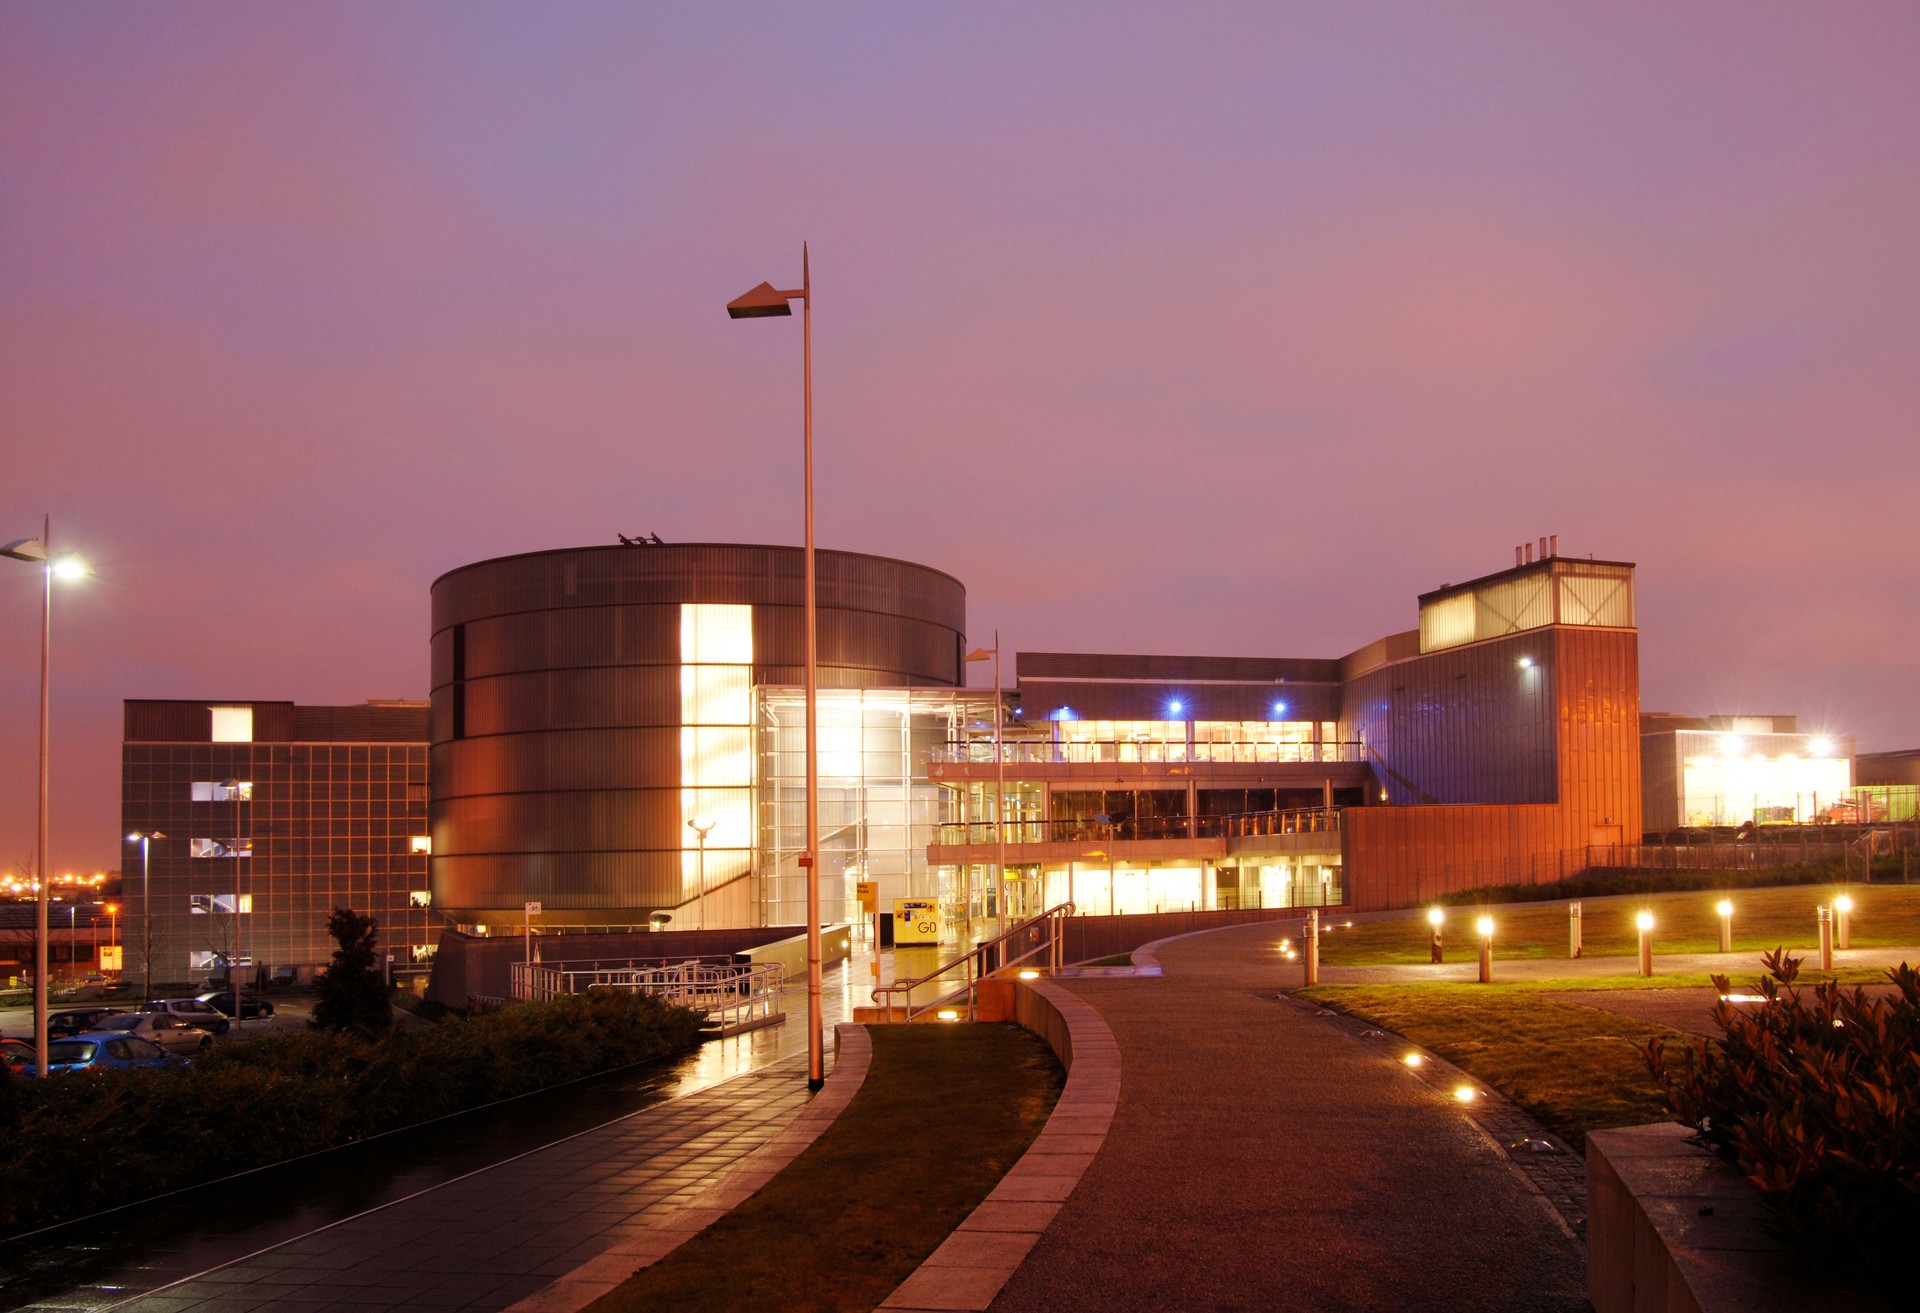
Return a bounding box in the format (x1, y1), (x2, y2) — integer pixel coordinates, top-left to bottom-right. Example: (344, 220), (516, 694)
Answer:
(3, 4), (1917, 874)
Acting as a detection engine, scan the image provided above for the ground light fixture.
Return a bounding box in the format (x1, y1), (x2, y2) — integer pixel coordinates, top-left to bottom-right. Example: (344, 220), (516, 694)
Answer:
(1018, 969), (1039, 980)
(729, 250), (825, 1092)
(1428, 906), (1444, 964)
(3, 520), (89, 1077)
(936, 1009), (960, 1023)
(1402, 1053), (1424, 1068)
(1716, 899), (1734, 953)
(1476, 916), (1494, 984)
(1834, 893), (1854, 950)
(1636, 910), (1655, 977)
(1455, 1085), (1477, 1103)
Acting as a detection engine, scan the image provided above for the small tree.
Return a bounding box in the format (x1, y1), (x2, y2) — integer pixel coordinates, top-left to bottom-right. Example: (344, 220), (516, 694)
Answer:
(312, 907), (390, 1037)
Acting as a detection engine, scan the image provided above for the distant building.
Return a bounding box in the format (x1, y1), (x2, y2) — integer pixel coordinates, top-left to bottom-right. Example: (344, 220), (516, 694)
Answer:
(1639, 713), (1854, 832)
(121, 699), (436, 988)
(1857, 749), (1920, 788)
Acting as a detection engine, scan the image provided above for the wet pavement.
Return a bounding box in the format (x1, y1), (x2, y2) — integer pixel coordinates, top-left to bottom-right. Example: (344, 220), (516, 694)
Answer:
(0, 963), (861, 1313)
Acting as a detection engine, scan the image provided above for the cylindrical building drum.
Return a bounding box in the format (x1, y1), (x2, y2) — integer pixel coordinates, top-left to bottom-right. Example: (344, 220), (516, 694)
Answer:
(429, 544), (965, 928)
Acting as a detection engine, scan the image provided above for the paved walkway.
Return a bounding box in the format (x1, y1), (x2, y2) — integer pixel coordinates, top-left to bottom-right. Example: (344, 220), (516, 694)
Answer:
(992, 919), (1588, 1312)
(104, 1054), (826, 1313)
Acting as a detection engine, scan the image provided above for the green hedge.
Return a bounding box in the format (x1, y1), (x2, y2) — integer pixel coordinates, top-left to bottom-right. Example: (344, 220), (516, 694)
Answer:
(0, 991), (704, 1234)
(1433, 860), (1854, 907)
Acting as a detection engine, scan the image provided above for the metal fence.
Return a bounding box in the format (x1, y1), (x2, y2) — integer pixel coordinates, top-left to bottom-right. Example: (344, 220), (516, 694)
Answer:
(508, 958), (785, 1034)
(933, 805), (1344, 848)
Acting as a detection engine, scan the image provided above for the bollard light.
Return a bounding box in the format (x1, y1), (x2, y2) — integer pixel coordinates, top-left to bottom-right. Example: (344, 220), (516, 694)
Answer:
(1454, 1085), (1477, 1103)
(1636, 910), (1654, 977)
(1834, 894), (1853, 951)
(1402, 1053), (1424, 1068)
(1716, 899), (1733, 953)
(1568, 900), (1583, 959)
(1427, 906), (1445, 964)
(1476, 916), (1494, 984)
(1817, 904), (1833, 971)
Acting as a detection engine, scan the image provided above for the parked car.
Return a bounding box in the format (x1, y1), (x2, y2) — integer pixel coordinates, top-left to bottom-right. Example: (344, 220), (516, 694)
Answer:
(197, 990), (276, 1020)
(136, 997), (231, 1035)
(96, 1012), (218, 1055)
(1, 1037), (33, 1073)
(48, 1006), (127, 1037)
(27, 1032), (184, 1074)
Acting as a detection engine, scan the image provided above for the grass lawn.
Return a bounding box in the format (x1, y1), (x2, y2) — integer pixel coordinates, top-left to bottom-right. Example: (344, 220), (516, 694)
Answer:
(585, 1023), (1063, 1313)
(1299, 982), (1687, 1149)
(1318, 883), (1920, 967)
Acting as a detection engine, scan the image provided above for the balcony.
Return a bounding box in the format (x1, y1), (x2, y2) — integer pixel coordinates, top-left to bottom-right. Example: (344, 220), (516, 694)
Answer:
(931, 740), (1368, 766)
(928, 807), (1343, 866)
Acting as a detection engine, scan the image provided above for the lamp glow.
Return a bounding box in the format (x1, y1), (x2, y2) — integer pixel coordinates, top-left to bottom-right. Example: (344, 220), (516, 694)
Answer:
(1716, 900), (1733, 918)
(1017, 969), (1039, 980)
(1428, 907), (1444, 928)
(936, 1009), (960, 1022)
(1402, 1053), (1424, 1068)
(1168, 699), (1184, 715)
(1636, 911), (1654, 931)
(1475, 916), (1493, 938)
(1455, 1086), (1476, 1102)
(1810, 737), (1834, 756)
(51, 556), (88, 581)
(1272, 700), (1287, 717)
(1835, 895), (1853, 913)
(1517, 656), (1533, 669)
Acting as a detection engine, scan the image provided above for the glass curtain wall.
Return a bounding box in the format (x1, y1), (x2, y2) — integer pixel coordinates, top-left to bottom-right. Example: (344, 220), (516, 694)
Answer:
(756, 688), (995, 930)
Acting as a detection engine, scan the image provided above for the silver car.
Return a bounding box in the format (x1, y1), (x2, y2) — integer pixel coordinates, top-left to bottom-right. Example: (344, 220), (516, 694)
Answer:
(137, 997), (231, 1035)
(91, 1012), (218, 1055)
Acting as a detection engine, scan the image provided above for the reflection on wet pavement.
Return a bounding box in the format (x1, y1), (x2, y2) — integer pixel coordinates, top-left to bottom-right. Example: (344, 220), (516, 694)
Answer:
(0, 959), (859, 1313)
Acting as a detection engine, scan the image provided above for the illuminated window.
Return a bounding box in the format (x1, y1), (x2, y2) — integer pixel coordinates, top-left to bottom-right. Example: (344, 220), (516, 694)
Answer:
(189, 893), (252, 914)
(410, 943), (438, 962)
(190, 781), (252, 802)
(408, 890), (432, 909)
(210, 706), (253, 742)
(409, 836), (432, 855)
(188, 838), (252, 858)
(680, 604), (754, 898)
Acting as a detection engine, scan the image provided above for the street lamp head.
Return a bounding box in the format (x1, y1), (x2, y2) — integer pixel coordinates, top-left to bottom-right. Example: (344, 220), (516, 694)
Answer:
(51, 554), (89, 580)
(964, 647), (996, 662)
(2, 537), (49, 563)
(1835, 894), (1854, 913)
(687, 815), (716, 839)
(1428, 907), (1444, 927)
(1636, 910), (1655, 931)
(727, 281), (795, 318)
(1716, 899), (1734, 917)
(1476, 916), (1494, 938)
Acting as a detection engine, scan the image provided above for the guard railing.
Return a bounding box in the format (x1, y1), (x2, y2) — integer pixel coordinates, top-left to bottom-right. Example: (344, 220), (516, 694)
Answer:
(509, 958), (785, 1033)
(870, 902), (1074, 1024)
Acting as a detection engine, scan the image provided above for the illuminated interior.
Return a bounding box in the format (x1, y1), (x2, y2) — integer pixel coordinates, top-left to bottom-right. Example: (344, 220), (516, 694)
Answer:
(1681, 737), (1851, 825)
(679, 604), (754, 902)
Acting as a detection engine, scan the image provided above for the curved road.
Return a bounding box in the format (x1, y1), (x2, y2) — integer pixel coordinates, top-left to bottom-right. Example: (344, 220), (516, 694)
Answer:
(992, 920), (1587, 1312)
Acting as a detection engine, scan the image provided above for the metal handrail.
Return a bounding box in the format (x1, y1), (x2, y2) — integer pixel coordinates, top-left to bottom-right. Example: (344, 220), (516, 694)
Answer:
(931, 740), (1368, 766)
(509, 958), (787, 1032)
(870, 902), (1075, 1024)
(932, 806), (1343, 847)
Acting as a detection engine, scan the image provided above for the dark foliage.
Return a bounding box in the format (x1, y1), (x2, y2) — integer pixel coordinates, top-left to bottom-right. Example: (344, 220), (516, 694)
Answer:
(0, 990), (704, 1234)
(311, 906), (392, 1036)
(1642, 950), (1920, 1296)
(1436, 860), (1851, 908)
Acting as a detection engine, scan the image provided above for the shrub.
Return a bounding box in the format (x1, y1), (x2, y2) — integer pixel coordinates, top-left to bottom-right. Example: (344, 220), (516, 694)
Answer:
(0, 990), (704, 1235)
(1641, 951), (1920, 1296)
(312, 906), (392, 1036)
(1436, 861), (1848, 907)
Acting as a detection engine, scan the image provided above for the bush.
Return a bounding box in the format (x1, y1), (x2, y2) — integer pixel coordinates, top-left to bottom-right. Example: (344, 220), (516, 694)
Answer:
(312, 906), (392, 1036)
(1642, 951), (1920, 1296)
(1436, 861), (1848, 908)
(0, 990), (704, 1235)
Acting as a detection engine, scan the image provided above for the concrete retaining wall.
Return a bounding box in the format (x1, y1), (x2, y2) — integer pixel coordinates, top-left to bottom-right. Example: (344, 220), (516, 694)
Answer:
(1587, 1122), (1891, 1313)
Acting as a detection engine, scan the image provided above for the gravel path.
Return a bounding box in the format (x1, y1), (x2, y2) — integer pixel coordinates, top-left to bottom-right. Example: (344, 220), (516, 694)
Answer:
(992, 919), (1587, 1313)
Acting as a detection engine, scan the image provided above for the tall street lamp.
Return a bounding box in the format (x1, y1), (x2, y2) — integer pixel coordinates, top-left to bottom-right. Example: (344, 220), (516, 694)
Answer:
(687, 815), (716, 932)
(729, 246), (824, 1091)
(127, 830), (164, 1000)
(964, 634), (1007, 943)
(223, 778), (248, 1022)
(3, 518), (88, 1076)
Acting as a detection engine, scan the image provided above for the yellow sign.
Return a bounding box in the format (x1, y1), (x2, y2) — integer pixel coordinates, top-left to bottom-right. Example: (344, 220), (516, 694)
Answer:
(99, 945), (123, 972)
(893, 898), (939, 945)
(856, 881), (878, 913)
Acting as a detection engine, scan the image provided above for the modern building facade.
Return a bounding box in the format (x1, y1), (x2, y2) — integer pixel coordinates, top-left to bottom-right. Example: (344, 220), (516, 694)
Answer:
(430, 541), (1644, 932)
(428, 544), (967, 931)
(931, 552), (1642, 915)
(1639, 714), (1855, 831)
(121, 699), (437, 987)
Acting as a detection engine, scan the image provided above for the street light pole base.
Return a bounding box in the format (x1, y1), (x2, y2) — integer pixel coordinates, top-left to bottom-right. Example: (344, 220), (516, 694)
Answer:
(807, 1076), (825, 1093)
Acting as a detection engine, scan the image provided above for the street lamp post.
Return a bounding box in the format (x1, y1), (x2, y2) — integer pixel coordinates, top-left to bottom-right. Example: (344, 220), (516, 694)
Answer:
(3, 518), (87, 1076)
(127, 830), (164, 1000)
(687, 816), (716, 932)
(223, 778), (248, 1023)
(729, 248), (825, 1091)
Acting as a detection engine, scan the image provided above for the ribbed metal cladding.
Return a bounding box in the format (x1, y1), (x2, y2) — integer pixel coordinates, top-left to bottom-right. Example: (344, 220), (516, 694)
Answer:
(429, 544), (965, 925)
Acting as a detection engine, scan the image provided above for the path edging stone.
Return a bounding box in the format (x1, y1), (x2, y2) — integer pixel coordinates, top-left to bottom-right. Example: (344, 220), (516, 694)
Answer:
(878, 979), (1118, 1313)
(500, 1023), (873, 1313)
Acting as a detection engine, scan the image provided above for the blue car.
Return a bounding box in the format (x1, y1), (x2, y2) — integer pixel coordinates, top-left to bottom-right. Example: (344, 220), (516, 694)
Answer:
(24, 1031), (185, 1075)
